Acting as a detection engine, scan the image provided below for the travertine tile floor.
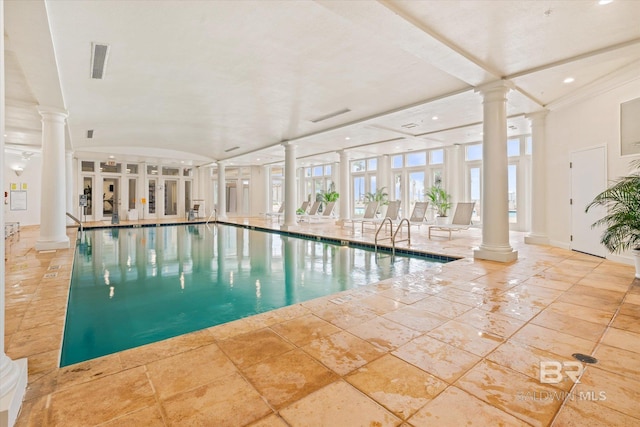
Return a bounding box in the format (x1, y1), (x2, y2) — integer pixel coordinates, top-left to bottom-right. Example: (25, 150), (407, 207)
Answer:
(5, 217), (639, 426)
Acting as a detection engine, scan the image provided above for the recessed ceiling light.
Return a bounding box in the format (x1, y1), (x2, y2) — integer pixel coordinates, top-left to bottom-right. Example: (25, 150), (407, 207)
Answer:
(598, 0), (613, 5)
(256, 158), (260, 161)
(108, 155), (115, 159)
(432, 116), (438, 121)
(563, 77), (575, 84)
(345, 137), (350, 140)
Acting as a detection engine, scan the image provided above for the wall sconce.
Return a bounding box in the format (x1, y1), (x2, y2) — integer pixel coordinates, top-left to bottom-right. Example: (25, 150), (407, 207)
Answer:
(13, 167), (23, 177)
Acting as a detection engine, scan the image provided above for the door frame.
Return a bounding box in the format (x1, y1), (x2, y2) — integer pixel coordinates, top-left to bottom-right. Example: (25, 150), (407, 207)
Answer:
(570, 145), (607, 257)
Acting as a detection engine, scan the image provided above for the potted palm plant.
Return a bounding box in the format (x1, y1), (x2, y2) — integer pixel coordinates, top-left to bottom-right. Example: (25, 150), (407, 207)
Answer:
(586, 161), (640, 278)
(425, 185), (452, 224)
(319, 183), (340, 211)
(365, 187), (389, 216)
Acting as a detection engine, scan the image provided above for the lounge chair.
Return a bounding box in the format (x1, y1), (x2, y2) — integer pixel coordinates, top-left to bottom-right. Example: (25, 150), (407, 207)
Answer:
(428, 202), (476, 239)
(343, 201), (379, 231)
(305, 201), (337, 222)
(361, 200), (401, 232)
(298, 201), (320, 221)
(408, 201), (429, 229)
(297, 201), (310, 214)
(265, 203), (285, 221)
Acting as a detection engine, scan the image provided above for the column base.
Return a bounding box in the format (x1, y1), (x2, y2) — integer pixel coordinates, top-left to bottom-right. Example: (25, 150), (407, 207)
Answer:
(280, 223), (298, 231)
(474, 247), (518, 263)
(0, 358), (28, 427)
(35, 236), (70, 251)
(524, 234), (550, 246)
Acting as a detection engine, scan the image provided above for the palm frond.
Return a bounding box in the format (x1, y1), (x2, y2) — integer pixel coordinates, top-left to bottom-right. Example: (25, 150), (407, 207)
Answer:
(586, 173), (640, 253)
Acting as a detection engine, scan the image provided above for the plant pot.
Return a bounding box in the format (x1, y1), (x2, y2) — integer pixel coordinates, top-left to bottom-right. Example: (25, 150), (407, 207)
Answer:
(633, 249), (640, 279)
(435, 216), (449, 225)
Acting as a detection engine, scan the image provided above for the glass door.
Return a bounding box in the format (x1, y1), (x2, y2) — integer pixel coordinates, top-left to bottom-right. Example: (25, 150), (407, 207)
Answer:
(148, 179), (157, 216)
(102, 177), (119, 219)
(164, 180), (178, 216)
(82, 176), (93, 220)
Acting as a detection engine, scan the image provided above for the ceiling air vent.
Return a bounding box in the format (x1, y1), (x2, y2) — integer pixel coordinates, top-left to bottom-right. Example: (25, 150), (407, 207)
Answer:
(310, 108), (351, 123)
(91, 43), (110, 79)
(87, 129), (94, 139)
(401, 123), (419, 129)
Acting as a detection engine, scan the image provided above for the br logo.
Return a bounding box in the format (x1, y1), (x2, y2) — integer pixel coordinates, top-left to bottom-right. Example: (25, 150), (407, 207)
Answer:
(539, 361), (584, 384)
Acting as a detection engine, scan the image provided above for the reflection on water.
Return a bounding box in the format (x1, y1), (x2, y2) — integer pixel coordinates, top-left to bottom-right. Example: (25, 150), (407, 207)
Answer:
(62, 224), (443, 366)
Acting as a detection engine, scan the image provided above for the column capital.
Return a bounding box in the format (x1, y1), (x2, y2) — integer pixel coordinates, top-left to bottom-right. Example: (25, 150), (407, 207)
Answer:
(475, 80), (514, 99)
(37, 106), (68, 119)
(525, 109), (549, 122)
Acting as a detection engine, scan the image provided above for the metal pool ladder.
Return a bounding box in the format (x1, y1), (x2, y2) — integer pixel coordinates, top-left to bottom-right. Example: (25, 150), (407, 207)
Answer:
(66, 212), (83, 232)
(374, 217), (411, 259)
(206, 208), (217, 224)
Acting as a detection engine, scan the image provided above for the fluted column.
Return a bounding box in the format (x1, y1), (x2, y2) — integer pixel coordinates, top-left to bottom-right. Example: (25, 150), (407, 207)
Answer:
(217, 162), (227, 220)
(281, 142), (297, 229)
(525, 110), (550, 245)
(66, 151), (74, 224)
(474, 81), (518, 262)
(1, 4), (28, 423)
(36, 108), (70, 250)
(445, 144), (463, 205)
(263, 165), (271, 214)
(339, 150), (351, 223)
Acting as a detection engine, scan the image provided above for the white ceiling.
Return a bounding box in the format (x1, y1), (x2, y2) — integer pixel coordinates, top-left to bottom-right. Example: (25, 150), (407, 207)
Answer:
(4, 0), (640, 168)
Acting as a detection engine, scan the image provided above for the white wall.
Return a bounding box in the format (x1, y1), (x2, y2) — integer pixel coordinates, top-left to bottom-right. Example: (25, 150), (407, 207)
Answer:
(546, 78), (640, 260)
(4, 152), (42, 226)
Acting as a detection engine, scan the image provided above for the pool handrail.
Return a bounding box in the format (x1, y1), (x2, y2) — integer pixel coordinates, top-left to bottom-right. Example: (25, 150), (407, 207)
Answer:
(206, 208), (217, 224)
(66, 212), (83, 232)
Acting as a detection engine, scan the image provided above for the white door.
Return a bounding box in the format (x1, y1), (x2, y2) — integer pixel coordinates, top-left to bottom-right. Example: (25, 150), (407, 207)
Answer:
(571, 146), (607, 257)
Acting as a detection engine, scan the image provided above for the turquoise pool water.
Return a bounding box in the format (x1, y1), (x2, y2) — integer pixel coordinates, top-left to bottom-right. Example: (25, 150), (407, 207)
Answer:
(61, 224), (446, 366)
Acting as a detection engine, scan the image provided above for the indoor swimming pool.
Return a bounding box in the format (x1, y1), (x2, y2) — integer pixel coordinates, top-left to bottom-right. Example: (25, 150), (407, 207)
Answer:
(61, 223), (447, 366)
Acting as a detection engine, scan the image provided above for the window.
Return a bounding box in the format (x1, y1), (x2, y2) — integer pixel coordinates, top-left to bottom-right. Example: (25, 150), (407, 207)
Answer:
(392, 155), (403, 169)
(430, 149), (444, 165)
(325, 165), (332, 175)
(313, 166), (323, 176)
(406, 152), (426, 167)
(367, 158), (377, 171)
(162, 167), (180, 176)
(126, 164), (138, 174)
(147, 165), (158, 175)
(351, 160), (366, 172)
(507, 138), (520, 157)
(466, 144), (482, 161)
(508, 164), (517, 223)
(183, 168), (193, 177)
(305, 168), (311, 178)
(100, 162), (121, 173)
(81, 161), (95, 172)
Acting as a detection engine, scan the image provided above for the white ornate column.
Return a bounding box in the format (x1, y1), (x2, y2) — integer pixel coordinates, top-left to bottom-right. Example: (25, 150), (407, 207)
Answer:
(36, 107), (70, 250)
(474, 81), (518, 262)
(281, 142), (297, 229)
(445, 144), (463, 205)
(217, 162), (227, 220)
(263, 165), (271, 214)
(339, 150), (351, 223)
(65, 151), (74, 224)
(1, 4), (28, 423)
(297, 167), (306, 206)
(525, 110), (550, 245)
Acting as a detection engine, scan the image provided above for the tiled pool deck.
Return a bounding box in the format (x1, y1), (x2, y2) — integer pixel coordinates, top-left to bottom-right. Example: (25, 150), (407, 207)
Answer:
(5, 217), (639, 426)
